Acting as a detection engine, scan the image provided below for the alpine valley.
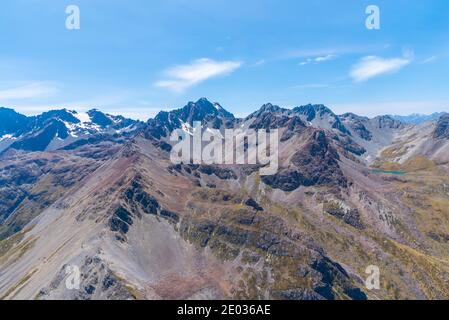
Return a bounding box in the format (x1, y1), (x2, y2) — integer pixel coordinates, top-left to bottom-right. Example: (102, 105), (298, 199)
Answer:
(0, 98), (448, 300)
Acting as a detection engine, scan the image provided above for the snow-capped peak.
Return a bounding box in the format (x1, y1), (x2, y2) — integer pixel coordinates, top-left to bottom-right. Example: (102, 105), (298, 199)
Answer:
(72, 111), (91, 124)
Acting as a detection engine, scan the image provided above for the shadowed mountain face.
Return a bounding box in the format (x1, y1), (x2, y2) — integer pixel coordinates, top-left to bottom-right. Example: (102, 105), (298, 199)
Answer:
(145, 98), (235, 140)
(1, 98), (449, 300)
(0, 108), (30, 136)
(434, 114), (449, 139)
(294, 104), (351, 135)
(339, 113), (372, 141)
(262, 129), (347, 191)
(0, 108), (142, 153)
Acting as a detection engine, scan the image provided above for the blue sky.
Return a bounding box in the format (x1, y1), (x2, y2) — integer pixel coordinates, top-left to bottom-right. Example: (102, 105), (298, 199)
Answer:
(0, 0), (448, 120)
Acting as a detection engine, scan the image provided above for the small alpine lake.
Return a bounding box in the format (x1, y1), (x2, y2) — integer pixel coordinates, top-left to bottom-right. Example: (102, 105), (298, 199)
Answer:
(370, 169), (406, 176)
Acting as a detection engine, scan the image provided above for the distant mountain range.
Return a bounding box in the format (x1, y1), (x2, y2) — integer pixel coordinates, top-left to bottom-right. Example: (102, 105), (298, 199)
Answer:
(0, 98), (449, 300)
(1, 102), (445, 154)
(389, 112), (446, 124)
(0, 107), (142, 153)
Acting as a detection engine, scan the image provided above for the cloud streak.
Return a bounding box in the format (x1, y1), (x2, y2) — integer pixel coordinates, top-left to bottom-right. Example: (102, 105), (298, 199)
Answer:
(350, 54), (412, 82)
(0, 82), (57, 100)
(300, 54), (337, 66)
(156, 58), (242, 92)
(290, 83), (331, 90)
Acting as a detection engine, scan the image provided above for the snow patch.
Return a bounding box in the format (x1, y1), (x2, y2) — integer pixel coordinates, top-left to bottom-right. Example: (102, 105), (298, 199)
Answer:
(0, 134), (14, 141)
(73, 112), (91, 124)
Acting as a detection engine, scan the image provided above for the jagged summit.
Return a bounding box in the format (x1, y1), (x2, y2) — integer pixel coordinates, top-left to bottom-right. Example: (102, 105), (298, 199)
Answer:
(293, 104), (351, 135)
(372, 115), (403, 129)
(0, 108), (141, 153)
(339, 112), (370, 122)
(246, 103), (289, 120)
(176, 97), (234, 123)
(145, 98), (235, 139)
(293, 104), (335, 122)
(0, 107), (29, 136)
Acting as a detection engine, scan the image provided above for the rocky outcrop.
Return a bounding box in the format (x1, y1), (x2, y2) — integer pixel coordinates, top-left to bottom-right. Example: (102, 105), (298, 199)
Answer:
(109, 206), (134, 238)
(180, 212), (367, 300)
(124, 180), (160, 215)
(323, 201), (364, 229)
(433, 113), (449, 139)
(294, 104), (351, 135)
(0, 154), (100, 240)
(334, 135), (366, 156)
(198, 165), (237, 180)
(246, 104), (306, 141)
(38, 256), (137, 300)
(294, 104), (331, 122)
(261, 169), (304, 192)
(145, 98), (235, 140)
(245, 198), (264, 211)
(247, 104), (291, 129)
(160, 209), (180, 223)
(340, 113), (372, 141)
(373, 115), (403, 130)
(280, 116), (307, 141)
(263, 130), (347, 191)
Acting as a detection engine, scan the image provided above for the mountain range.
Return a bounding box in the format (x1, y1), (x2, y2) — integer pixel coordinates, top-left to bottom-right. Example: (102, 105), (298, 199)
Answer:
(389, 112), (446, 124)
(0, 98), (448, 300)
(0, 107), (142, 153)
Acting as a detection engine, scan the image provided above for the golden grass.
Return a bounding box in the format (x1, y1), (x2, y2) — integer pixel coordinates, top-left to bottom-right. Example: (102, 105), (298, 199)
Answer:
(0, 237), (37, 267)
(0, 268), (38, 300)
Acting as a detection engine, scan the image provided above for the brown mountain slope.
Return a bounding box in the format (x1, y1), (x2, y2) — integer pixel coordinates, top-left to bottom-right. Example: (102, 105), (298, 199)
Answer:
(1, 103), (448, 300)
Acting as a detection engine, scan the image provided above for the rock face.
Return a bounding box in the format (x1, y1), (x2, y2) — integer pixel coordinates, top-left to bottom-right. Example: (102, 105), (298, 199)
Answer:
(10, 120), (70, 152)
(433, 113), (449, 139)
(323, 202), (364, 229)
(294, 104), (333, 122)
(290, 131), (346, 186)
(335, 135), (366, 156)
(0, 108), (141, 153)
(294, 104), (351, 135)
(0, 108), (30, 136)
(262, 130), (347, 191)
(180, 209), (367, 300)
(0, 151), (102, 239)
(373, 115), (403, 130)
(339, 113), (373, 141)
(246, 104), (307, 141)
(145, 98), (235, 140)
(38, 255), (136, 300)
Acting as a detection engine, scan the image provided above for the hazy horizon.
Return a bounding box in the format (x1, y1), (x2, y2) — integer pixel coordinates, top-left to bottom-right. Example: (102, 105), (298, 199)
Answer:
(1, 98), (447, 121)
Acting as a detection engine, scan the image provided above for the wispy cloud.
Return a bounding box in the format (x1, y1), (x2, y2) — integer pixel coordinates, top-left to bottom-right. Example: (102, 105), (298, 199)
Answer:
(300, 54), (337, 66)
(421, 56), (437, 64)
(289, 83), (331, 90)
(155, 58), (242, 92)
(252, 59), (267, 67)
(0, 82), (57, 100)
(350, 53), (412, 82)
(280, 43), (389, 61)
